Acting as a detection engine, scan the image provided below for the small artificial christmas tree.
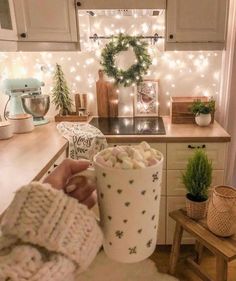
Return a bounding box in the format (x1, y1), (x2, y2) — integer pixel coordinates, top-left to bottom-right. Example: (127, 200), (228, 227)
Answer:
(52, 63), (73, 116)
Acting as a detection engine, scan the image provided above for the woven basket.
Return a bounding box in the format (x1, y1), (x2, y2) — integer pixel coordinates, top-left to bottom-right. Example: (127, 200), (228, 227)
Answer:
(207, 185), (236, 237)
(185, 196), (209, 220)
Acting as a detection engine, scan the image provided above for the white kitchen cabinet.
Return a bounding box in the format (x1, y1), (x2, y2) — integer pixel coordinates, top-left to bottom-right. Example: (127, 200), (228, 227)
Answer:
(157, 196), (166, 244)
(13, 0), (77, 42)
(166, 196), (195, 244)
(75, 0), (166, 10)
(166, 0), (229, 50)
(167, 143), (227, 170)
(167, 170), (224, 196)
(40, 148), (68, 181)
(0, 0), (17, 41)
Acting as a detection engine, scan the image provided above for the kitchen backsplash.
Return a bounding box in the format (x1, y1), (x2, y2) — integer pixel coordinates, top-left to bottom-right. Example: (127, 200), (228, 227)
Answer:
(0, 11), (223, 118)
(0, 49), (222, 119)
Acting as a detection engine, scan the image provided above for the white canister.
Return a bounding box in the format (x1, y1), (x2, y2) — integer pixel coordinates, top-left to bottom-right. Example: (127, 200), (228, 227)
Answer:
(93, 148), (164, 263)
(9, 114), (34, 133)
(0, 121), (13, 140)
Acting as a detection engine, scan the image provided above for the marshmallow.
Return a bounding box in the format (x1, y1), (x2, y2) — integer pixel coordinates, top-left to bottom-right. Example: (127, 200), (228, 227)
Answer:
(121, 159), (134, 169)
(95, 142), (161, 170)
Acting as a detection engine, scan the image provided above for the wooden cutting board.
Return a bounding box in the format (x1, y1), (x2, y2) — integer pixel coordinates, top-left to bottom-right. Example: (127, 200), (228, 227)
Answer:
(96, 70), (118, 117)
(107, 82), (118, 117)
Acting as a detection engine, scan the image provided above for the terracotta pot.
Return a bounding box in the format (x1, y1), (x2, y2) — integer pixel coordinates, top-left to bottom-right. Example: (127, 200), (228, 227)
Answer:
(195, 113), (211, 127)
(185, 195), (209, 220)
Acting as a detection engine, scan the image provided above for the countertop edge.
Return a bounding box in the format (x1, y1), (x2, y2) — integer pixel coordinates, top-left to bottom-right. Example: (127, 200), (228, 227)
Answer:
(105, 136), (231, 143)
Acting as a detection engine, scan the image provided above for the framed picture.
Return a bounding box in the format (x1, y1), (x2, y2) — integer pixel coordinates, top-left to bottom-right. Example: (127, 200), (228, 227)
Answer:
(134, 80), (159, 116)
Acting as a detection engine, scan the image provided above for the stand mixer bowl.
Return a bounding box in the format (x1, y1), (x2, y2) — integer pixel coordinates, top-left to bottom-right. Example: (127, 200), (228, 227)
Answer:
(21, 94), (50, 125)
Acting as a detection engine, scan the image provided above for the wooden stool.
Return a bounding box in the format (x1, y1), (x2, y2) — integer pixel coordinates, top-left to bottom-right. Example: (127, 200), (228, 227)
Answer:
(169, 209), (236, 281)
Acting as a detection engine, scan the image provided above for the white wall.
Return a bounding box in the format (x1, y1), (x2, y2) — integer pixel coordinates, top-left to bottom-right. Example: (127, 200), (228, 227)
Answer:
(0, 12), (222, 119)
(0, 50), (222, 119)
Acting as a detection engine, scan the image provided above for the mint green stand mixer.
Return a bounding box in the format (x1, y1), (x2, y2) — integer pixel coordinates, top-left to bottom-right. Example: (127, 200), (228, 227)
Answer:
(2, 78), (50, 126)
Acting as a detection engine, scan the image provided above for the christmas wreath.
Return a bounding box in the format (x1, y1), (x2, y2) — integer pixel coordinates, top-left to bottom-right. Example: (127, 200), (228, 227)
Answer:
(100, 34), (152, 87)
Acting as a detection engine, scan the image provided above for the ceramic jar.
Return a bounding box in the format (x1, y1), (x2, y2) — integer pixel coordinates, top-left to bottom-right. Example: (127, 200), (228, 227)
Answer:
(9, 114), (34, 134)
(195, 113), (211, 126)
(0, 121), (13, 140)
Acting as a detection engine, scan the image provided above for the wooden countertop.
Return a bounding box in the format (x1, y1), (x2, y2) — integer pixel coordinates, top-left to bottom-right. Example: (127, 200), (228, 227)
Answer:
(105, 117), (231, 143)
(0, 117), (230, 214)
(0, 122), (68, 214)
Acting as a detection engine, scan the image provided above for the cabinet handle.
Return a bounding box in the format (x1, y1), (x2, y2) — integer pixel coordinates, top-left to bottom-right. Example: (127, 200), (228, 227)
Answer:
(76, 1), (81, 7)
(20, 33), (27, 38)
(169, 34), (174, 39)
(188, 144), (206, 149)
(53, 164), (58, 168)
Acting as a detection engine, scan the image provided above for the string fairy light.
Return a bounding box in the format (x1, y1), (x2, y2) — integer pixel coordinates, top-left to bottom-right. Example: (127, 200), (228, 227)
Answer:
(0, 10), (222, 117)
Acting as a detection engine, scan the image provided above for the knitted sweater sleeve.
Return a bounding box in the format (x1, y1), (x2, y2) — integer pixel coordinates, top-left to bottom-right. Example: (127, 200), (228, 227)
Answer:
(1, 182), (103, 271)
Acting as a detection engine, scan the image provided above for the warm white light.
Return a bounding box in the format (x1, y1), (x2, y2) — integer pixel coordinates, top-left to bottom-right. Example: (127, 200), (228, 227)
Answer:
(124, 106), (131, 113)
(141, 23), (149, 34)
(165, 74), (173, 81)
(88, 92), (94, 101)
(153, 58), (158, 66)
(213, 71), (220, 81)
(75, 75), (81, 81)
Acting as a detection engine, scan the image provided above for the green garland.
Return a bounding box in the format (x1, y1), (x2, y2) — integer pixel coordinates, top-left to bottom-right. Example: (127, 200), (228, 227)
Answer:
(100, 34), (152, 87)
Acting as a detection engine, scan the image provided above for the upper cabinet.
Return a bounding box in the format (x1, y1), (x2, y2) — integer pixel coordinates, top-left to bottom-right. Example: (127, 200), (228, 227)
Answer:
(0, 0), (17, 40)
(0, 0), (230, 51)
(75, 0), (166, 10)
(166, 0), (229, 50)
(14, 0), (77, 42)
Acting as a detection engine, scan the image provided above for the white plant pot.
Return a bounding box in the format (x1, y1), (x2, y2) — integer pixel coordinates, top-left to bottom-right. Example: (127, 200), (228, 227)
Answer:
(195, 113), (211, 127)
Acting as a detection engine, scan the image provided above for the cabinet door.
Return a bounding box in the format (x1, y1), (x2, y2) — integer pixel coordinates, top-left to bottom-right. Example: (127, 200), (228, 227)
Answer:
(76, 0), (166, 9)
(166, 0), (228, 43)
(166, 196), (195, 244)
(14, 0), (77, 42)
(0, 0), (17, 40)
(157, 196), (166, 244)
(167, 170), (224, 196)
(167, 143), (227, 170)
(40, 148), (68, 181)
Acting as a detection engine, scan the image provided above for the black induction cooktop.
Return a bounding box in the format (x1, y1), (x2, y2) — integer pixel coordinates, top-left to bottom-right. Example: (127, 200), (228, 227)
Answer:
(89, 117), (166, 135)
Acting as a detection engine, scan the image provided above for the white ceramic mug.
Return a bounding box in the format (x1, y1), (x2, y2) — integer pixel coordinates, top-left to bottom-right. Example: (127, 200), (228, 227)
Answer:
(73, 147), (164, 263)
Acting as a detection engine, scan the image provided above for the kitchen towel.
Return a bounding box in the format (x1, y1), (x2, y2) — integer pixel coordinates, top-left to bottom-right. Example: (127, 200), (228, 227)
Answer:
(57, 122), (107, 160)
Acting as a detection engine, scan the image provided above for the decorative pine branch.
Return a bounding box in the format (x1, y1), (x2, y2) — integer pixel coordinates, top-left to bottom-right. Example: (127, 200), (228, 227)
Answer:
(52, 63), (73, 115)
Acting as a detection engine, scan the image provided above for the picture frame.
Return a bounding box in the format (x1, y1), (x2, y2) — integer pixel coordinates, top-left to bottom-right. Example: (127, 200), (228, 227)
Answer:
(133, 80), (159, 117)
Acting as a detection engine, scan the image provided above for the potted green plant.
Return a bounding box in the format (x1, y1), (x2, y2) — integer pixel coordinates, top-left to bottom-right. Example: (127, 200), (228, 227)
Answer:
(190, 99), (215, 126)
(182, 149), (212, 220)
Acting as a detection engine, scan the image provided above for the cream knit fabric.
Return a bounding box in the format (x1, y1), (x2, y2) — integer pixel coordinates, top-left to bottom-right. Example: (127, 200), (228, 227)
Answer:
(0, 182), (103, 281)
